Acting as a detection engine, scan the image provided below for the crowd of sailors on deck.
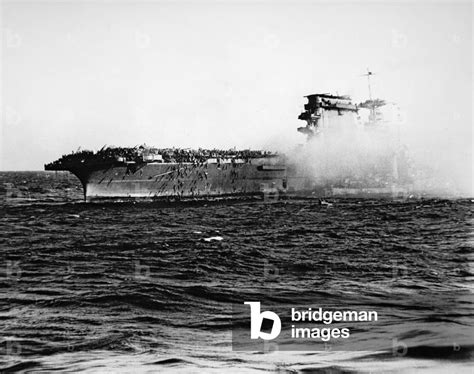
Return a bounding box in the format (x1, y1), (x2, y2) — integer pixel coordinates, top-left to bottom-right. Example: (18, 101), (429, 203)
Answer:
(46, 146), (275, 167)
(155, 148), (275, 163)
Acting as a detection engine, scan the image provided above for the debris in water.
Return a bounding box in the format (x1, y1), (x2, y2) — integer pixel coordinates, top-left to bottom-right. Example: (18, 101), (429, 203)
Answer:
(203, 236), (223, 242)
(319, 200), (333, 207)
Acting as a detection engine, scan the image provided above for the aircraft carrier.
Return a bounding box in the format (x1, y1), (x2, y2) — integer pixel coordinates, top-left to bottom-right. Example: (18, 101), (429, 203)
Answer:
(45, 90), (410, 202)
(45, 147), (287, 202)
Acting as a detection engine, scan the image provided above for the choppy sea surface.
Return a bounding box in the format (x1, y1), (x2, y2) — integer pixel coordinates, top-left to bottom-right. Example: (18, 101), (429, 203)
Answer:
(0, 171), (472, 373)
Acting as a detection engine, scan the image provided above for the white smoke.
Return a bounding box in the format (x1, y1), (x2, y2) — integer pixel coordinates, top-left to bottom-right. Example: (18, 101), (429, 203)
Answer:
(287, 105), (473, 198)
(403, 134), (473, 198)
(291, 113), (399, 186)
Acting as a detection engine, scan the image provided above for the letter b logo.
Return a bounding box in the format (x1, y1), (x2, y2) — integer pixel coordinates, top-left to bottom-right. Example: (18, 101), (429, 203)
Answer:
(245, 302), (281, 340)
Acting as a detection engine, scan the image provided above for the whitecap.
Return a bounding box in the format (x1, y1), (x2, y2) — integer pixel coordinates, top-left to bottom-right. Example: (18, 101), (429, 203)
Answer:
(203, 236), (223, 242)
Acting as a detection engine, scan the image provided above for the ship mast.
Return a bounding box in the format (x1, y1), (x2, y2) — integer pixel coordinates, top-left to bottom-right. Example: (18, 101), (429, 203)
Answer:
(362, 68), (375, 120)
(362, 68), (374, 101)
(357, 69), (387, 125)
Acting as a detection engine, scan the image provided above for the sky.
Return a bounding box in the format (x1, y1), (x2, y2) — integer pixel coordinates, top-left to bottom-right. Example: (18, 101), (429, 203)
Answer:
(0, 0), (472, 174)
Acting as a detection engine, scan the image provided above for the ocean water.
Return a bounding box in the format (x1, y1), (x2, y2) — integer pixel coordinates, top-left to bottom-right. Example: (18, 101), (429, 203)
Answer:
(0, 171), (472, 373)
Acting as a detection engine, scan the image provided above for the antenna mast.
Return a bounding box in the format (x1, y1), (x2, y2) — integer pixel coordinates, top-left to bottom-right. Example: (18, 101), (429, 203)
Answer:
(363, 68), (374, 101)
(361, 68), (376, 121)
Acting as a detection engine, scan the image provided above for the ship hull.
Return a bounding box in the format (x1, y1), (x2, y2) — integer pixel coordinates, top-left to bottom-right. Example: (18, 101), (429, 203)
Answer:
(66, 159), (287, 202)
